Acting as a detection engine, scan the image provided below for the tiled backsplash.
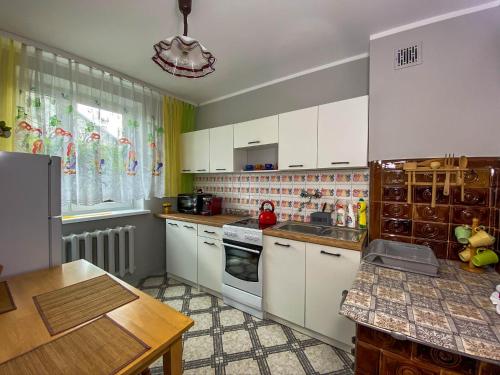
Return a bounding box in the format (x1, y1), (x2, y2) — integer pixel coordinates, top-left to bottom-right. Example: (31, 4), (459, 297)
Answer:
(194, 169), (369, 222)
(369, 158), (500, 268)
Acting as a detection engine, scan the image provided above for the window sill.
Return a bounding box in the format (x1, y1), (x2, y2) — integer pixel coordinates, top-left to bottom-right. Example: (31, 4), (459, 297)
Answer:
(62, 209), (151, 224)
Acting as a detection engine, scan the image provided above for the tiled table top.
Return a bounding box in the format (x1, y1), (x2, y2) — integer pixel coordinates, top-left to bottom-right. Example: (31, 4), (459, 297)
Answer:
(340, 260), (500, 364)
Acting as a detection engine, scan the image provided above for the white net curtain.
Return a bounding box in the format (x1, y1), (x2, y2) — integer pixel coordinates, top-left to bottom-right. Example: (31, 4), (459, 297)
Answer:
(14, 45), (164, 206)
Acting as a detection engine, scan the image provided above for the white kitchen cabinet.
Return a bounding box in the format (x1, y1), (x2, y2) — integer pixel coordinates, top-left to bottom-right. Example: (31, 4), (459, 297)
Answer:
(198, 224), (223, 241)
(166, 219), (197, 283)
(181, 129), (210, 173)
(197, 236), (222, 293)
(209, 125), (234, 173)
(234, 115), (278, 149)
(278, 106), (318, 170)
(263, 236), (306, 326)
(305, 243), (360, 346)
(317, 95), (368, 168)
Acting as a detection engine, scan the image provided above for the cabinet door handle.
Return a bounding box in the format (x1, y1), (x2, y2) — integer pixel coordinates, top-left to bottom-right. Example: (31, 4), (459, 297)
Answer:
(196, 169), (207, 172)
(167, 222), (178, 226)
(340, 289), (348, 308)
(288, 164), (303, 168)
(184, 225), (195, 229)
(321, 250), (341, 257)
(330, 162), (350, 165)
(182, 169), (191, 172)
(204, 230), (216, 234)
(274, 242), (290, 247)
(204, 241), (216, 246)
(216, 168), (226, 171)
(248, 140), (260, 145)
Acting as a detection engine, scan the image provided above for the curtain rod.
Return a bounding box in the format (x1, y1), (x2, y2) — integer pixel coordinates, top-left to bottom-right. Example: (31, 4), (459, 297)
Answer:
(0, 29), (198, 107)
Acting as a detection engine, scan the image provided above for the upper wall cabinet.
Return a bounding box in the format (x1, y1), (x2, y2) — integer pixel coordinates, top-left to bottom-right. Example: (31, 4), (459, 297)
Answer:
(209, 124), (234, 173)
(279, 106), (318, 170)
(233, 115), (278, 149)
(181, 129), (210, 173)
(317, 96), (368, 168)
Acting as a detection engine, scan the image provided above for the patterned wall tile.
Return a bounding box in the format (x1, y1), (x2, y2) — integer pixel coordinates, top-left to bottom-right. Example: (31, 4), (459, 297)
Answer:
(194, 169), (370, 223)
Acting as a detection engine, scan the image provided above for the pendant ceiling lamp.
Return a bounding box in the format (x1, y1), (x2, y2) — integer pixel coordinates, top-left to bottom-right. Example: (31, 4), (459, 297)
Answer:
(152, 0), (216, 78)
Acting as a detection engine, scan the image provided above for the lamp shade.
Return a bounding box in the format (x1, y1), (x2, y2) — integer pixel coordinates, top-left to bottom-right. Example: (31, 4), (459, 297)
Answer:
(152, 35), (216, 78)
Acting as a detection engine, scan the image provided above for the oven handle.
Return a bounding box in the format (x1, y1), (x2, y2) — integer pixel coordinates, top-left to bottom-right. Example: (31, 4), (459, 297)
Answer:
(224, 243), (261, 254)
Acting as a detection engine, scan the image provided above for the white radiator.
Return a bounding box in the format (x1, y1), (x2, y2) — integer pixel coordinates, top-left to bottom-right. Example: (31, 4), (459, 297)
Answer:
(62, 225), (136, 277)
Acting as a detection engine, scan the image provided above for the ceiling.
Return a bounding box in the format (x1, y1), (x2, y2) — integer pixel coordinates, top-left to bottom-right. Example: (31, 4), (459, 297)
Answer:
(0, 0), (493, 104)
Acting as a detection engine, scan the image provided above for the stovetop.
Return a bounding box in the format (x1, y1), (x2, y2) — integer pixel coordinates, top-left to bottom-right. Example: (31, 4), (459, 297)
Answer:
(223, 218), (265, 246)
(225, 218), (261, 230)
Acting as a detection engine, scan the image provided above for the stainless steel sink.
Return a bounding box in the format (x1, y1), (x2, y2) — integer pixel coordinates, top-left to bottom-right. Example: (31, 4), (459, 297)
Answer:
(273, 221), (364, 242)
(275, 223), (326, 236)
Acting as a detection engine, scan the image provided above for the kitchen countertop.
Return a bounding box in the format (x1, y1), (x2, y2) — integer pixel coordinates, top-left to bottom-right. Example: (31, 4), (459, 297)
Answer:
(263, 227), (367, 251)
(155, 212), (245, 227)
(340, 260), (500, 364)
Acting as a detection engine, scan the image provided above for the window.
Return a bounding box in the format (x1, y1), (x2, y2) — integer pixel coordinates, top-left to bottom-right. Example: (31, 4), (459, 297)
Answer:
(61, 103), (144, 217)
(15, 46), (164, 216)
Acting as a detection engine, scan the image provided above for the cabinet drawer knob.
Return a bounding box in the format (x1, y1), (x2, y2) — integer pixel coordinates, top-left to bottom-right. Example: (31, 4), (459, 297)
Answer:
(204, 230), (216, 234)
(321, 250), (341, 257)
(248, 140), (260, 144)
(182, 169), (191, 172)
(196, 169), (207, 172)
(288, 164), (304, 168)
(204, 241), (216, 246)
(216, 168), (226, 171)
(331, 161), (350, 165)
(274, 242), (290, 247)
(168, 223), (178, 226)
(184, 225), (195, 229)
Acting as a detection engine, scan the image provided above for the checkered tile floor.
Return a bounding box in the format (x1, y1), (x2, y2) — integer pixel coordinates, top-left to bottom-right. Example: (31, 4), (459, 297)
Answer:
(138, 275), (354, 375)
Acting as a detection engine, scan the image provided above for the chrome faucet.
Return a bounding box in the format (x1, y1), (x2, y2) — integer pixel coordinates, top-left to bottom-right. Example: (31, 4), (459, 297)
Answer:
(298, 189), (322, 212)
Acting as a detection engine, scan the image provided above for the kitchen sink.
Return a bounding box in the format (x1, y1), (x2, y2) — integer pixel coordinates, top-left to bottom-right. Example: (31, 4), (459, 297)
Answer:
(275, 223), (326, 236)
(273, 221), (364, 242)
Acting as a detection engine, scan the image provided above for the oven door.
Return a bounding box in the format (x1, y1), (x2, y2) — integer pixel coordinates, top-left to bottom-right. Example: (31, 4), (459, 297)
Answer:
(222, 240), (263, 297)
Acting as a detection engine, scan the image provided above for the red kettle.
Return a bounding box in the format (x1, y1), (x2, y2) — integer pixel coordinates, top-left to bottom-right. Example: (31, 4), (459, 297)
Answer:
(258, 200), (277, 229)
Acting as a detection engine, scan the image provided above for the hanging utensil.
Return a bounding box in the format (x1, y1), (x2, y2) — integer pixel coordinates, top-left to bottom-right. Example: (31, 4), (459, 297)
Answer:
(443, 153), (453, 196)
(458, 155), (468, 201)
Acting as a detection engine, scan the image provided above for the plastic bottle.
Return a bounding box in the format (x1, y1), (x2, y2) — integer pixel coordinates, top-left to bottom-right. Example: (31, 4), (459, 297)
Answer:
(358, 198), (367, 229)
(346, 203), (356, 228)
(336, 201), (346, 227)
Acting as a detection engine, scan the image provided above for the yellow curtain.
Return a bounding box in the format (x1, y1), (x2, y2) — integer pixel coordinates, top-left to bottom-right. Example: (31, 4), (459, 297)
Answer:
(163, 96), (196, 196)
(0, 36), (19, 151)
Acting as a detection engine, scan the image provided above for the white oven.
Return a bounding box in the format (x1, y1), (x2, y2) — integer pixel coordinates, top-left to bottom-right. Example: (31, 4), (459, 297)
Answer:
(222, 219), (264, 318)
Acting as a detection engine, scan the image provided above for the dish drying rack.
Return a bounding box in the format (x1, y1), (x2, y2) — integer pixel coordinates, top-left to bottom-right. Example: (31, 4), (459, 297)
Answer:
(403, 154), (469, 207)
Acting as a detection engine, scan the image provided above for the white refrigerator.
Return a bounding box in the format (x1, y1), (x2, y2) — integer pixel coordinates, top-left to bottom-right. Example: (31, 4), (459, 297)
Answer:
(0, 152), (62, 278)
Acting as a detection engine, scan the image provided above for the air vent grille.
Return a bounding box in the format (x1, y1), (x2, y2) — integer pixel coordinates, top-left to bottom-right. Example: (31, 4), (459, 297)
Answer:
(394, 42), (422, 69)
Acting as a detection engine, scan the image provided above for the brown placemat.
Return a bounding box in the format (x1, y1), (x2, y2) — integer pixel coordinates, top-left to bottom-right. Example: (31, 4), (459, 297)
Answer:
(0, 281), (16, 314)
(33, 274), (138, 335)
(0, 315), (150, 375)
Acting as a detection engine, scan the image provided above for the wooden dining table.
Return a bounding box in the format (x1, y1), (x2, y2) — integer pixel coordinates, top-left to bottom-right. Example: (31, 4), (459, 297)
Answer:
(0, 259), (194, 375)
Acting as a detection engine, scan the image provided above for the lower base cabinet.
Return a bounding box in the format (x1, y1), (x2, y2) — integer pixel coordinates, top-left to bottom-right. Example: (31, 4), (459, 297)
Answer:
(166, 220), (197, 283)
(198, 237), (222, 293)
(305, 243), (360, 346)
(263, 236), (306, 326)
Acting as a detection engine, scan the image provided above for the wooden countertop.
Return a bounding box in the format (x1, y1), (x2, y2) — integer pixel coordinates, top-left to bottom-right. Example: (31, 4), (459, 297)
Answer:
(155, 212), (245, 227)
(263, 227), (367, 251)
(0, 259), (193, 374)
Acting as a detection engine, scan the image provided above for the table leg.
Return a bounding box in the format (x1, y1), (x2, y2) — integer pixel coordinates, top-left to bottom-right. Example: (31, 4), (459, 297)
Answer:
(163, 337), (183, 375)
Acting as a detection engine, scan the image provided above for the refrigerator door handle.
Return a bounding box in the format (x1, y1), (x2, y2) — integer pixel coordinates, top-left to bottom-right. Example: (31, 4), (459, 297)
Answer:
(49, 156), (62, 217)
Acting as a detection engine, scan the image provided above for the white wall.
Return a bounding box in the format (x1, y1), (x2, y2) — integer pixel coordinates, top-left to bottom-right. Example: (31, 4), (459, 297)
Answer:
(369, 6), (500, 160)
